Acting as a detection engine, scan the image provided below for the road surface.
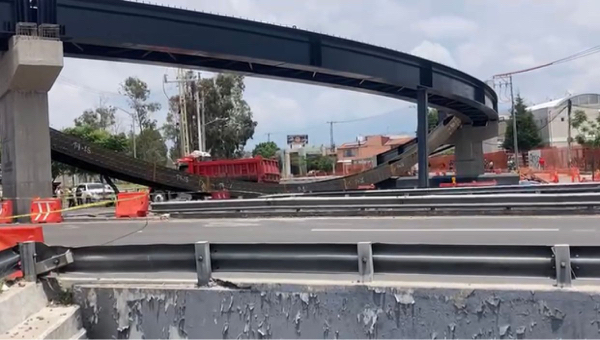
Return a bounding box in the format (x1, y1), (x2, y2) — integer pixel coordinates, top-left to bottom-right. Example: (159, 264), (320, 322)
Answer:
(42, 215), (600, 247)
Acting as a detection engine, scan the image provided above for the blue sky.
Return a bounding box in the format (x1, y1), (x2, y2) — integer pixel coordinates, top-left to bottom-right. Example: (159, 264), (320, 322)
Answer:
(48, 0), (600, 150)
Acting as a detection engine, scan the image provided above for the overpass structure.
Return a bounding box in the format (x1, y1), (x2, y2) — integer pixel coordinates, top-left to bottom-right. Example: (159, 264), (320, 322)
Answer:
(0, 0), (498, 216)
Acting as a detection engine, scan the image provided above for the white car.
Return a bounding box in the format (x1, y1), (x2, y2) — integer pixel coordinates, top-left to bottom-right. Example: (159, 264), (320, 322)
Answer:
(74, 183), (115, 204)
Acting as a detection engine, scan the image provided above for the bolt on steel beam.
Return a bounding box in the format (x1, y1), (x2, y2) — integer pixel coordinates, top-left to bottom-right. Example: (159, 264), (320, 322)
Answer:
(18, 241), (37, 282)
(553, 244), (572, 287)
(357, 242), (374, 283)
(195, 241), (212, 286)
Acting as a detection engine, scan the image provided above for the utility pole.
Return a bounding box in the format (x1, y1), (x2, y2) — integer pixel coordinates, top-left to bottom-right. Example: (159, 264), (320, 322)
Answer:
(567, 99), (572, 167)
(198, 71), (206, 152)
(509, 75), (520, 168)
(266, 133), (272, 142)
(492, 74), (519, 168)
(327, 121), (336, 152)
(164, 69), (200, 155)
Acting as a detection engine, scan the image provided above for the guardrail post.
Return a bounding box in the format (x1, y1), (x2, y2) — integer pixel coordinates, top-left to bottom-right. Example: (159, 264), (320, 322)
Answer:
(553, 244), (572, 287)
(357, 242), (374, 283)
(195, 241), (212, 286)
(18, 241), (36, 282)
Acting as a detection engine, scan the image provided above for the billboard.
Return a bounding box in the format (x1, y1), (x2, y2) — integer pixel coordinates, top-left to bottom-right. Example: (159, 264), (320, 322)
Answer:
(287, 134), (308, 146)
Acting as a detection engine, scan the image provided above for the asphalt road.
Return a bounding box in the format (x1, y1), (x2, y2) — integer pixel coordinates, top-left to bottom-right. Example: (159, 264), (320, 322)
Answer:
(42, 215), (600, 247)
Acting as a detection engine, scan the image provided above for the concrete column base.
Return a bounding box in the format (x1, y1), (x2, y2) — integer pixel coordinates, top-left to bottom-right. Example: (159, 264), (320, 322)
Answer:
(0, 36), (63, 220)
(450, 122), (498, 178)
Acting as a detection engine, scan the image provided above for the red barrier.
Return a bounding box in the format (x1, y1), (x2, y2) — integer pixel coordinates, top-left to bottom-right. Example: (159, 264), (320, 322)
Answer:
(30, 198), (63, 223)
(211, 191), (231, 200)
(0, 200), (14, 224)
(116, 192), (149, 218)
(0, 226), (44, 279)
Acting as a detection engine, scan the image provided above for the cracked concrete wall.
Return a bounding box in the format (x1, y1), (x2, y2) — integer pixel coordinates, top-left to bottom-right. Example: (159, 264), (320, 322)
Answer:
(73, 282), (600, 339)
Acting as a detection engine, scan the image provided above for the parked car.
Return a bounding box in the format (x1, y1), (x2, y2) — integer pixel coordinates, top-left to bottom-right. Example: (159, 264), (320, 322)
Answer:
(74, 183), (115, 205)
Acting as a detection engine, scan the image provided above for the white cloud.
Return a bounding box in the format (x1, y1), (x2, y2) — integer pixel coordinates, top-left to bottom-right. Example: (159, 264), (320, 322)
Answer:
(411, 16), (478, 39)
(410, 41), (457, 67)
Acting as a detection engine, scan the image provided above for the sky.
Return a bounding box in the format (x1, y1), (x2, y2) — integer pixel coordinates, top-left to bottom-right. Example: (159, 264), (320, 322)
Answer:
(48, 0), (600, 151)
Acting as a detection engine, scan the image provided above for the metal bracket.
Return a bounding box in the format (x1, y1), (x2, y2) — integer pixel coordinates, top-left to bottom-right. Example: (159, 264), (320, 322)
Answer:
(553, 244), (572, 287)
(35, 250), (74, 276)
(195, 241), (212, 286)
(18, 241), (36, 282)
(357, 242), (374, 283)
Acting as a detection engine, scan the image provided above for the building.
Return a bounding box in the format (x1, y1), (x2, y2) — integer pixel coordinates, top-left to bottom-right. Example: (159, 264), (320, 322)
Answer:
(336, 134), (412, 174)
(528, 93), (600, 147)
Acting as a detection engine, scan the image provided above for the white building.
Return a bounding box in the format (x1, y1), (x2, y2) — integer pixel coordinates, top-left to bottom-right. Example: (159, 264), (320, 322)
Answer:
(528, 93), (600, 147)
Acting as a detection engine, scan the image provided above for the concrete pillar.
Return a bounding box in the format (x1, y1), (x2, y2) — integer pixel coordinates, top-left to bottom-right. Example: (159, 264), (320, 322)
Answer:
(0, 35), (63, 219)
(283, 150), (291, 178)
(416, 88), (429, 188)
(450, 122), (498, 177)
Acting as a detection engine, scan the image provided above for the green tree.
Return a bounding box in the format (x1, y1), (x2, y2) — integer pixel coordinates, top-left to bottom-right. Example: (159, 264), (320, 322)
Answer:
(572, 109), (600, 147)
(307, 155), (334, 173)
(162, 96), (182, 162)
(502, 95), (542, 158)
(428, 108), (440, 133)
(120, 77), (161, 131)
(163, 74), (257, 159)
(74, 103), (116, 131)
(135, 127), (168, 166)
(252, 141), (279, 159)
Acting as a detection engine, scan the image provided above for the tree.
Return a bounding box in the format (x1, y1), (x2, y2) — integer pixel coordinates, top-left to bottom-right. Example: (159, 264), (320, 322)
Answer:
(162, 96), (182, 162)
(307, 155), (334, 173)
(502, 95), (542, 158)
(135, 127), (168, 166)
(163, 74), (257, 159)
(74, 101), (116, 131)
(572, 109), (600, 147)
(252, 141), (279, 159)
(428, 108), (439, 133)
(120, 77), (161, 131)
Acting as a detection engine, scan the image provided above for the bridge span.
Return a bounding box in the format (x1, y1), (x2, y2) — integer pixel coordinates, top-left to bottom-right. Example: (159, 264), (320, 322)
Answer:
(0, 0), (498, 217)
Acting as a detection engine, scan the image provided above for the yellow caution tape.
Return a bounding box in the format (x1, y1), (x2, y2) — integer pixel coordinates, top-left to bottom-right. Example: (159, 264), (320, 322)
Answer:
(2, 193), (148, 220)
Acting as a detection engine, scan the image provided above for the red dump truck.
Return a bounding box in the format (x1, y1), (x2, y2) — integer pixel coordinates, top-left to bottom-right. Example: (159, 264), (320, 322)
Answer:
(151, 153), (280, 201)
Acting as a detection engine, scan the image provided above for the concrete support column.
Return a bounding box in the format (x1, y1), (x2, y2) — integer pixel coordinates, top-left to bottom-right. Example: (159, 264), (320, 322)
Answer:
(283, 150), (291, 178)
(416, 88), (429, 188)
(0, 35), (63, 219)
(450, 122), (498, 178)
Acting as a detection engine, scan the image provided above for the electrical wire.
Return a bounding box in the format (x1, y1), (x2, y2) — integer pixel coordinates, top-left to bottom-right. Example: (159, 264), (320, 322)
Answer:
(494, 44), (600, 78)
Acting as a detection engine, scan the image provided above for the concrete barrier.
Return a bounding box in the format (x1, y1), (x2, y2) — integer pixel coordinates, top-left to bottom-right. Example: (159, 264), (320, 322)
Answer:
(73, 281), (600, 339)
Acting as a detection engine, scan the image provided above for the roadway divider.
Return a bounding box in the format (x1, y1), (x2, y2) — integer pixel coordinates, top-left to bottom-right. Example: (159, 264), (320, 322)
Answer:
(262, 182), (600, 198)
(151, 192), (600, 217)
(115, 192), (149, 218)
(18, 241), (582, 287)
(30, 198), (63, 223)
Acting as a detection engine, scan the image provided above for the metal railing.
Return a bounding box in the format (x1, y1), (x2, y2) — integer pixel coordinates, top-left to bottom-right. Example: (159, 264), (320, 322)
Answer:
(14, 241), (598, 288)
(262, 182), (600, 198)
(152, 193), (600, 217)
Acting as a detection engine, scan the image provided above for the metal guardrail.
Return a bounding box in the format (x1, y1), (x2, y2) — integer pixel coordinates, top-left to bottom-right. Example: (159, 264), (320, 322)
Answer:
(262, 182), (600, 198)
(17, 241), (600, 288)
(152, 193), (600, 217)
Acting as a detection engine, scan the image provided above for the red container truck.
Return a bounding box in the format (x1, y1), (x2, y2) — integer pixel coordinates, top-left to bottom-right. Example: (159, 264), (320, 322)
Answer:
(151, 154), (280, 202)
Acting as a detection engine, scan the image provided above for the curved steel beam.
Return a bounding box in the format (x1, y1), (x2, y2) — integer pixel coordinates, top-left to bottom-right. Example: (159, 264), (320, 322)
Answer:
(46, 0), (497, 125)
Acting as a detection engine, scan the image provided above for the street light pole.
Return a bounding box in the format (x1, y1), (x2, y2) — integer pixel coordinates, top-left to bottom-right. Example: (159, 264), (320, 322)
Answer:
(509, 75), (520, 168)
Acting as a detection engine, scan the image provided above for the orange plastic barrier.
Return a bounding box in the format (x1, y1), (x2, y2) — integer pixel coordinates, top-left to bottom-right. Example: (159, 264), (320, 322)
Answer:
(116, 192), (149, 218)
(0, 225), (44, 279)
(211, 191), (231, 200)
(30, 198), (63, 223)
(0, 200), (14, 224)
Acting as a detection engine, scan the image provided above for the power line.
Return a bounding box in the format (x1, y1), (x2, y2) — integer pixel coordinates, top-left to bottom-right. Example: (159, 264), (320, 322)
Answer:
(493, 44), (600, 78)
